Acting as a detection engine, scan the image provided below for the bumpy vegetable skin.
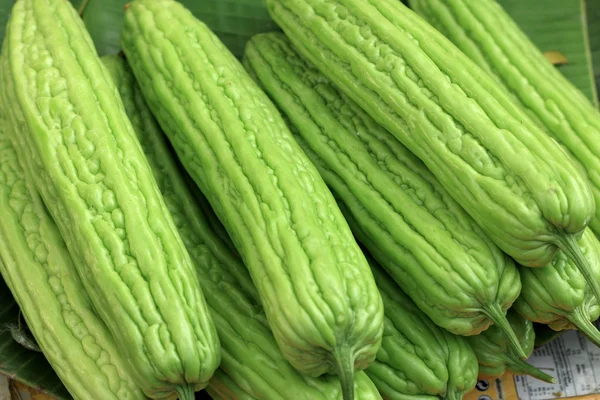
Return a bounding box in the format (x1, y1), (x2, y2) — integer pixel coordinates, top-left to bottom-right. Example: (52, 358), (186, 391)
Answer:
(121, 1), (384, 398)
(1, 0), (220, 398)
(366, 261), (479, 400)
(515, 229), (600, 345)
(264, 0), (599, 303)
(0, 89), (145, 400)
(102, 54), (383, 400)
(468, 311), (555, 383)
(409, 0), (600, 236)
(207, 372), (258, 400)
(243, 32), (522, 349)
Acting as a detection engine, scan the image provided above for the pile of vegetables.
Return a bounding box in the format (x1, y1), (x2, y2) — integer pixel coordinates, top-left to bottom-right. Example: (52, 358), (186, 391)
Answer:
(0, 0), (599, 399)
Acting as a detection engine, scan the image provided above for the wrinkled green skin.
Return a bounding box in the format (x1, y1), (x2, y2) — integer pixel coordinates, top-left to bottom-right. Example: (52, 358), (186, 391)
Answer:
(102, 54), (383, 400)
(409, 0), (600, 236)
(120, 0), (384, 392)
(468, 311), (554, 383)
(242, 32), (521, 338)
(265, 0), (595, 271)
(367, 262), (478, 400)
(0, 0), (220, 398)
(515, 229), (600, 345)
(207, 372), (258, 400)
(0, 84), (145, 400)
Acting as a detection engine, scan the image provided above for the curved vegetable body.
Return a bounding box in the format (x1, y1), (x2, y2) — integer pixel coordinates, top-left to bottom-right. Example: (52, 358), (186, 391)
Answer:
(514, 229), (600, 345)
(0, 0), (220, 398)
(409, 0), (600, 235)
(366, 261), (478, 400)
(101, 54), (383, 400)
(121, 1), (385, 398)
(207, 372), (258, 400)
(264, 0), (599, 302)
(242, 32), (522, 346)
(468, 311), (555, 383)
(0, 88), (145, 400)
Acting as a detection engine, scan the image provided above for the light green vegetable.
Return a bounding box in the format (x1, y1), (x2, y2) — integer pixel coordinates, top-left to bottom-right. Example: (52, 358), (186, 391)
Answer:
(0, 0), (220, 398)
(367, 261), (479, 400)
(468, 311), (555, 383)
(0, 83), (145, 400)
(121, 2), (384, 399)
(265, 0), (598, 305)
(242, 32), (522, 354)
(409, 0), (600, 236)
(101, 53), (383, 400)
(515, 229), (600, 345)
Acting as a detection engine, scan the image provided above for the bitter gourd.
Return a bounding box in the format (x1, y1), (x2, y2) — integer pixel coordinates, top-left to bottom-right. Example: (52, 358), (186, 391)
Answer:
(366, 260), (478, 400)
(243, 32), (522, 349)
(121, 2), (385, 399)
(467, 310), (555, 383)
(409, 0), (600, 236)
(106, 51), (474, 400)
(264, 0), (600, 304)
(514, 229), (600, 345)
(207, 371), (258, 400)
(0, 84), (145, 400)
(0, 0), (220, 398)
(101, 54), (383, 400)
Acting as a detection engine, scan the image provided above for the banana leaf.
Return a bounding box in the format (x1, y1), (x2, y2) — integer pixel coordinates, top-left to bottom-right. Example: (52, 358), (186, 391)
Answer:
(497, 0), (598, 106)
(75, 0), (280, 58)
(588, 0), (600, 100)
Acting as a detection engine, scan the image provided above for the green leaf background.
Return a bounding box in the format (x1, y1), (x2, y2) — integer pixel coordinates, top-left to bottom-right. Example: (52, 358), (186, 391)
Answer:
(0, 0), (598, 398)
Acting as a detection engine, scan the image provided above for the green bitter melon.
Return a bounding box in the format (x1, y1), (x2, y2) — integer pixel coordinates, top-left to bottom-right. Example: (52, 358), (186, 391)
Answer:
(243, 32), (523, 352)
(467, 310), (555, 383)
(264, 0), (599, 305)
(121, 1), (384, 399)
(0, 78), (145, 400)
(515, 229), (600, 345)
(366, 260), (479, 400)
(409, 0), (600, 236)
(1, 0), (220, 398)
(101, 53), (383, 400)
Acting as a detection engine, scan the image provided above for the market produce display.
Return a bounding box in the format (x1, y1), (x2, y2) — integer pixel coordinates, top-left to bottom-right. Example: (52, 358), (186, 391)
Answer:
(1, 0), (600, 399)
(242, 32), (521, 345)
(409, 0), (600, 236)
(0, 87), (146, 400)
(265, 0), (600, 302)
(1, 0), (221, 398)
(101, 53), (383, 400)
(120, 3), (385, 400)
(467, 310), (555, 383)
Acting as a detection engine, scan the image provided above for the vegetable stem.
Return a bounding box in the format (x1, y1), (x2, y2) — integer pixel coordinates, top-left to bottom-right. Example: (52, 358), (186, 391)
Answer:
(175, 384), (195, 400)
(334, 344), (355, 400)
(508, 359), (556, 383)
(569, 306), (600, 347)
(557, 234), (600, 308)
(483, 304), (527, 359)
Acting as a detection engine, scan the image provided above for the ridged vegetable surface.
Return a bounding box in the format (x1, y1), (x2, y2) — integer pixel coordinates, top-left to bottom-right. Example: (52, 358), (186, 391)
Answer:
(243, 32), (522, 348)
(366, 261), (478, 400)
(514, 229), (600, 345)
(0, 85), (145, 400)
(409, 0), (600, 236)
(467, 310), (555, 383)
(0, 0), (220, 398)
(102, 54), (383, 400)
(207, 371), (257, 400)
(121, 1), (384, 399)
(264, 0), (599, 303)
